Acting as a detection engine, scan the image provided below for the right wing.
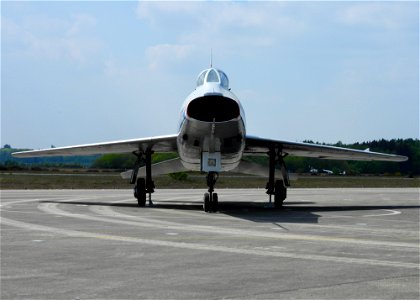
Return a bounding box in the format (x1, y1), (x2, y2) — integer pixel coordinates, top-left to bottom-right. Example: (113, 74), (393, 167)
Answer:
(12, 134), (178, 158)
(245, 135), (408, 162)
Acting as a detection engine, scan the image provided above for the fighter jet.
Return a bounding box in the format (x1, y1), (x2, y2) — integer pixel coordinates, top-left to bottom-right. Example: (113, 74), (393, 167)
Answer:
(13, 68), (408, 212)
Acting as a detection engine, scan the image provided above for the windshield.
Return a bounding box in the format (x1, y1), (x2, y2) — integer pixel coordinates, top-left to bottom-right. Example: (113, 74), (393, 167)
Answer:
(196, 68), (230, 89)
(196, 70), (206, 87)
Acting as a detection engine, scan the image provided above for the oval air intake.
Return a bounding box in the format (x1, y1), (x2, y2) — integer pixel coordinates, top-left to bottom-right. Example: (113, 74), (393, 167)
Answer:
(187, 96), (240, 122)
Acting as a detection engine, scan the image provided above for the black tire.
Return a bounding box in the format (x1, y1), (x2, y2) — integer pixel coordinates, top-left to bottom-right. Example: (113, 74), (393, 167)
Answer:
(274, 179), (287, 208)
(212, 193), (218, 212)
(203, 193), (211, 212)
(135, 178), (146, 207)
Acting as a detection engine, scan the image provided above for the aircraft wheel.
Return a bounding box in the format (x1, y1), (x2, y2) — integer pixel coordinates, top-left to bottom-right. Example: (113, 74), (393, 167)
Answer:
(203, 193), (211, 212)
(274, 179), (287, 208)
(212, 193), (219, 212)
(135, 178), (146, 207)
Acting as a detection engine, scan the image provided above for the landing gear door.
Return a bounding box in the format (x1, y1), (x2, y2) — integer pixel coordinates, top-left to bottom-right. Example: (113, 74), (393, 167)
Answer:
(201, 152), (221, 172)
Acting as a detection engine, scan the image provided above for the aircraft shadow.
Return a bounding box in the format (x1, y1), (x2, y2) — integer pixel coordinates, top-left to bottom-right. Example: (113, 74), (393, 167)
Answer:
(39, 200), (419, 225)
(40, 199), (320, 223)
(219, 203), (420, 224)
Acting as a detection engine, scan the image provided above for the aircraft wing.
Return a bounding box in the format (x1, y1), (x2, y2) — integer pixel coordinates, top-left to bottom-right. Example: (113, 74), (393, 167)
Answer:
(245, 135), (408, 162)
(12, 134), (178, 158)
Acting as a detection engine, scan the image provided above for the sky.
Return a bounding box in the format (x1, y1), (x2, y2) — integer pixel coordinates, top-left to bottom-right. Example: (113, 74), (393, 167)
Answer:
(2, 1), (419, 149)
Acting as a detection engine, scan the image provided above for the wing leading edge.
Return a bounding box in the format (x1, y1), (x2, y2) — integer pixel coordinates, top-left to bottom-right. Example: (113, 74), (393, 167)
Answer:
(12, 134), (178, 158)
(245, 135), (408, 162)
(11, 134), (408, 162)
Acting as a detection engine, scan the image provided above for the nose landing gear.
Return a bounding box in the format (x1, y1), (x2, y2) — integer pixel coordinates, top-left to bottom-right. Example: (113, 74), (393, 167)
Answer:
(204, 172), (219, 212)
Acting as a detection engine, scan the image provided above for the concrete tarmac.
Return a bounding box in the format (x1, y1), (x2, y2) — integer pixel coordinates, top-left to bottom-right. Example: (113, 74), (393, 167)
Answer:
(1, 188), (419, 299)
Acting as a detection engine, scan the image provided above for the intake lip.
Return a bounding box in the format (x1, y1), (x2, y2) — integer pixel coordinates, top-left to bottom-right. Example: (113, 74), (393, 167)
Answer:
(187, 95), (240, 122)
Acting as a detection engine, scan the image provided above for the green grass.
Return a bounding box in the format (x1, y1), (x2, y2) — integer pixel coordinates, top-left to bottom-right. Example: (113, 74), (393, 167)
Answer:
(1, 171), (419, 190)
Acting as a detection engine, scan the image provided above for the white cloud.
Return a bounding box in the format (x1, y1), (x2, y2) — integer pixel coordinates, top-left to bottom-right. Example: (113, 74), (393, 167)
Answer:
(145, 43), (195, 71)
(136, 1), (305, 51)
(66, 13), (97, 36)
(136, 1), (301, 30)
(136, 1), (198, 24)
(3, 13), (101, 62)
(336, 2), (415, 30)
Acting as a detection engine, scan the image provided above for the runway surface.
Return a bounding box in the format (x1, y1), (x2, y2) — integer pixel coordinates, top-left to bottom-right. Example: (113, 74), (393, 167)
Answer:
(1, 188), (419, 299)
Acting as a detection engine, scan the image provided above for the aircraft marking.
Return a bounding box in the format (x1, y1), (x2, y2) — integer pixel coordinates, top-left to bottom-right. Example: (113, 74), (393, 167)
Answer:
(362, 209), (401, 217)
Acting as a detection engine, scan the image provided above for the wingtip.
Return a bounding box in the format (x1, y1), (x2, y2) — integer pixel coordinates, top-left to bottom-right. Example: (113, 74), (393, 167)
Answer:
(393, 155), (409, 162)
(11, 151), (26, 158)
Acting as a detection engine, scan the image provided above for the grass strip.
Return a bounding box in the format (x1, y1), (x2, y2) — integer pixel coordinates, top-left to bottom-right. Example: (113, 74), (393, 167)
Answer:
(1, 172), (419, 190)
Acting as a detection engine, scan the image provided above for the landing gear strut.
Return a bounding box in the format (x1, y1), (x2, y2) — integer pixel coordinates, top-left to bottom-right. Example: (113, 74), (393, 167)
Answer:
(204, 172), (219, 212)
(132, 149), (155, 207)
(266, 147), (290, 208)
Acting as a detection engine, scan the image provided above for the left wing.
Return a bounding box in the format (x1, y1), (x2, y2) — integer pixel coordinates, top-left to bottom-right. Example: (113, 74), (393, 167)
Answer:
(12, 134), (178, 158)
(245, 135), (408, 162)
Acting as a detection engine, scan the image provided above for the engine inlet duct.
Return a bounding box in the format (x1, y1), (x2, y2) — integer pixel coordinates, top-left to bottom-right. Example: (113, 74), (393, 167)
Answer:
(187, 95), (240, 122)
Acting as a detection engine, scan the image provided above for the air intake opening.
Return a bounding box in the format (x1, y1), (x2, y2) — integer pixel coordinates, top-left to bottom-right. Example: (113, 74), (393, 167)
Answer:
(187, 96), (240, 122)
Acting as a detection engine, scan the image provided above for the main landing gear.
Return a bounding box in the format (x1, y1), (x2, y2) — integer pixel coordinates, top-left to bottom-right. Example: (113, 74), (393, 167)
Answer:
(131, 149), (155, 207)
(266, 147), (290, 208)
(203, 172), (219, 212)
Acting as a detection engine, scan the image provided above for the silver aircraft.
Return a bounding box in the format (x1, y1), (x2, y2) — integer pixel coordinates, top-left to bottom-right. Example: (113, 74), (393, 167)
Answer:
(13, 67), (408, 212)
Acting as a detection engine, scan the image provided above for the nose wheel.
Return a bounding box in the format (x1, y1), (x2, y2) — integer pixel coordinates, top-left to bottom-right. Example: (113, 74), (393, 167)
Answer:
(204, 172), (219, 212)
(203, 192), (218, 212)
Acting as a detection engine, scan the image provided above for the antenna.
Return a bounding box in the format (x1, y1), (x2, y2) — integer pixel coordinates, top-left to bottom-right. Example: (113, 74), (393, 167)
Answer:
(210, 48), (213, 68)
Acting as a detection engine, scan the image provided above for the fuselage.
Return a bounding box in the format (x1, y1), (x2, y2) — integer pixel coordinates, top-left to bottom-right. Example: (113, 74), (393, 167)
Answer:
(176, 68), (246, 172)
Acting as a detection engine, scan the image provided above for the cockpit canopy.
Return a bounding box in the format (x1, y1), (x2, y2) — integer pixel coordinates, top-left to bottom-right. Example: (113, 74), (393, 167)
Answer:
(196, 68), (229, 89)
